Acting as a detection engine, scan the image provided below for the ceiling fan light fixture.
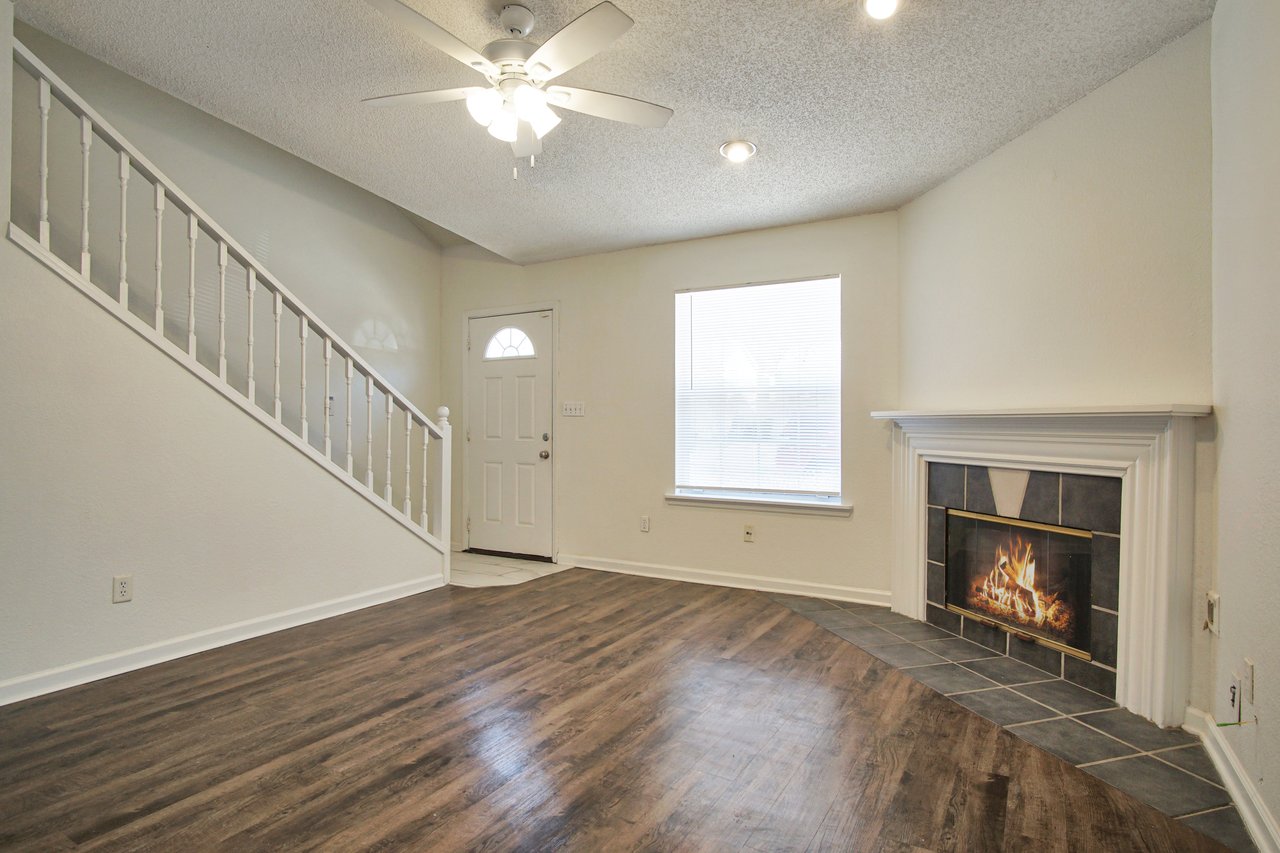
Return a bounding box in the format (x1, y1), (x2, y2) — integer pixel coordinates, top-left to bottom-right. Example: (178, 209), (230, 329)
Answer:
(529, 105), (562, 139)
(512, 84), (549, 122)
(719, 140), (757, 163)
(860, 0), (900, 20)
(488, 106), (520, 142)
(466, 88), (503, 126)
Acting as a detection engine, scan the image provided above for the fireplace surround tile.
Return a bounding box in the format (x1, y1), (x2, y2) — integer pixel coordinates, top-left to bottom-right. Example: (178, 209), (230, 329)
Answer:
(1007, 636), (1063, 676)
(1064, 656), (1117, 699)
(1091, 534), (1121, 612)
(1019, 471), (1061, 526)
(925, 604), (962, 634)
(964, 466), (997, 515)
(960, 618), (1008, 654)
(926, 561), (944, 606)
(1061, 472), (1122, 534)
(927, 462), (964, 508)
(1090, 608), (1119, 668)
(927, 507), (946, 563)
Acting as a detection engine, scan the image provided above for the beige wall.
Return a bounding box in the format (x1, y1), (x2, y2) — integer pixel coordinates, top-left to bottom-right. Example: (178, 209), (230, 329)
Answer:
(897, 23), (1212, 410)
(1210, 0), (1280, 825)
(442, 214), (900, 598)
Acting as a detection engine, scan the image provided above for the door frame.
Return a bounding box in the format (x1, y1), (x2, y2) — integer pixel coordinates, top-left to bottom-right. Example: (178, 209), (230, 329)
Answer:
(460, 301), (560, 560)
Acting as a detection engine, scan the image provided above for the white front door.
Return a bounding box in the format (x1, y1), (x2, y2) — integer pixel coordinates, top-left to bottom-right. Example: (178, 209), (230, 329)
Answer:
(465, 311), (554, 557)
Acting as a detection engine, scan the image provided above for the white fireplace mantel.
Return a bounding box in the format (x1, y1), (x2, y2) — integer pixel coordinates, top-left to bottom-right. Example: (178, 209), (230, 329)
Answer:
(870, 405), (1211, 727)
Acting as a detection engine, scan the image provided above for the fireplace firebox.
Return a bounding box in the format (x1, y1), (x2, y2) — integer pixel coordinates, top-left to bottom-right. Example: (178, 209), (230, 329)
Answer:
(945, 510), (1093, 660)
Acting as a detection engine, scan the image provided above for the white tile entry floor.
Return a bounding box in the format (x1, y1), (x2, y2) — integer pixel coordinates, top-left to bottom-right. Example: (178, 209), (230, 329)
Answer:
(450, 551), (568, 588)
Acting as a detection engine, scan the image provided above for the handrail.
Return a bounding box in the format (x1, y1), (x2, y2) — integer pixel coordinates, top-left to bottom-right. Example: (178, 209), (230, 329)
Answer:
(9, 38), (451, 552)
(12, 39), (441, 438)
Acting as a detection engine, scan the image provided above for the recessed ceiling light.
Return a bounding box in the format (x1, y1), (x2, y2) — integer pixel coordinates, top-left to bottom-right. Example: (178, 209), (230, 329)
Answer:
(861, 0), (900, 20)
(719, 140), (757, 163)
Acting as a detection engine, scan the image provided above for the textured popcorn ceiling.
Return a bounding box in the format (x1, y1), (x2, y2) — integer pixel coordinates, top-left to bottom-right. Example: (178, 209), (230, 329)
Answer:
(17, 0), (1214, 264)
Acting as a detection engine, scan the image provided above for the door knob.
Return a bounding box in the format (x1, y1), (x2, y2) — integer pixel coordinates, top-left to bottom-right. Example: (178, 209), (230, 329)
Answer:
(539, 450), (550, 459)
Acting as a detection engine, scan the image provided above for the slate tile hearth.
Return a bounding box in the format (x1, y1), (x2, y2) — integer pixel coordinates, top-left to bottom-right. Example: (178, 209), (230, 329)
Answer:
(767, 592), (1259, 853)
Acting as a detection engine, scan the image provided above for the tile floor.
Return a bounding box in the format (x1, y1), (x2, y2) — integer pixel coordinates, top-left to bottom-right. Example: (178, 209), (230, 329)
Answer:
(768, 592), (1259, 853)
(450, 550), (569, 588)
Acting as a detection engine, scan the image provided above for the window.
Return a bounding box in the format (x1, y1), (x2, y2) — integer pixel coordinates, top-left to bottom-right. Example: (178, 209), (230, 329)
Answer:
(672, 276), (843, 510)
(484, 327), (535, 359)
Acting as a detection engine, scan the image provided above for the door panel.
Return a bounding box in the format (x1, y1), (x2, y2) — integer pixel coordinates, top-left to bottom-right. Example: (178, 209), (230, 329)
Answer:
(466, 311), (554, 556)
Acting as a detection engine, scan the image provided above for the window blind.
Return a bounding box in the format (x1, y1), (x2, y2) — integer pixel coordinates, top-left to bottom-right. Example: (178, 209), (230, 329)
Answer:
(675, 277), (841, 498)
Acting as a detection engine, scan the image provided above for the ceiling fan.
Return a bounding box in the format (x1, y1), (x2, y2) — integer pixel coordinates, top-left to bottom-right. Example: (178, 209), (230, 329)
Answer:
(363, 0), (674, 158)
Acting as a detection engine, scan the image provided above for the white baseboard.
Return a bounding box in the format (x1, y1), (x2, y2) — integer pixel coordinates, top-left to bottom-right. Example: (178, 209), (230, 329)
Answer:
(0, 574), (446, 708)
(558, 553), (891, 607)
(1184, 706), (1280, 853)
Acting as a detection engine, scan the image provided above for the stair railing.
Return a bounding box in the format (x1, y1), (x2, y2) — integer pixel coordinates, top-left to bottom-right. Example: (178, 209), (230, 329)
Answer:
(8, 39), (451, 562)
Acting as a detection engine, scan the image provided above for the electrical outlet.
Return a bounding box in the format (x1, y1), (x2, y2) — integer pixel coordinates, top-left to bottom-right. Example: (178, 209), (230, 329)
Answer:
(1244, 658), (1256, 704)
(743, 524), (755, 543)
(112, 574), (133, 603)
(1229, 673), (1243, 723)
(1206, 591), (1221, 635)
(561, 401), (585, 417)
(640, 515), (650, 533)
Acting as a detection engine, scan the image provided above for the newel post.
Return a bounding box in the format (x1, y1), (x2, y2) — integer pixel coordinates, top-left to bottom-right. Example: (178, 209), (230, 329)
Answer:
(434, 405), (452, 583)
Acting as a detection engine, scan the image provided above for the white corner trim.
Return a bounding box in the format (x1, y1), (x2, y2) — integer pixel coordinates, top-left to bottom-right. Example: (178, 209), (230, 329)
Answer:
(0, 574), (445, 708)
(559, 553), (890, 606)
(1184, 707), (1280, 853)
(872, 407), (1208, 727)
(664, 492), (854, 517)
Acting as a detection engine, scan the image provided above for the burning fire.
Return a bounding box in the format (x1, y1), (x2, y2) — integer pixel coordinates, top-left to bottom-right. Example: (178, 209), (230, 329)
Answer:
(971, 535), (1073, 635)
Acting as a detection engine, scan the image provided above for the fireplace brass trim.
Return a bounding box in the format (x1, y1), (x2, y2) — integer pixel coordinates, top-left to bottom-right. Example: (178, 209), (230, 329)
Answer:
(946, 508), (1093, 539)
(946, 604), (1093, 661)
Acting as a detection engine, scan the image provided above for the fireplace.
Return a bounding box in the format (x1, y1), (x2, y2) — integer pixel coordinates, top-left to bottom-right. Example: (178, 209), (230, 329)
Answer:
(945, 510), (1092, 660)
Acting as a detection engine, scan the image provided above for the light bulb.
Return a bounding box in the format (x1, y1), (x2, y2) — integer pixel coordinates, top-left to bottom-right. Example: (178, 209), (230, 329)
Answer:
(487, 105), (519, 142)
(719, 140), (757, 163)
(861, 0), (899, 20)
(529, 105), (561, 139)
(512, 84), (548, 122)
(465, 88), (503, 126)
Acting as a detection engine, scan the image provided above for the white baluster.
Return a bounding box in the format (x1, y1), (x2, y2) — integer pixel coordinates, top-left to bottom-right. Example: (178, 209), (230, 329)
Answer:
(118, 152), (129, 309)
(344, 357), (354, 475)
(365, 375), (374, 489)
(384, 396), (394, 502)
(427, 422), (437, 527)
(186, 214), (198, 355)
(79, 117), (92, 278)
(323, 339), (333, 458)
(299, 316), (309, 443)
(217, 242), (228, 380)
(37, 78), (50, 248)
(434, 407), (452, 567)
(272, 292), (282, 421)
(404, 410), (413, 515)
(246, 268), (257, 401)
(153, 185), (164, 331)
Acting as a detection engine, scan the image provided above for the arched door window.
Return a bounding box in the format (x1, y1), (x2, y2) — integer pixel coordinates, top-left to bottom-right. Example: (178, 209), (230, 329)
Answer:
(484, 327), (535, 359)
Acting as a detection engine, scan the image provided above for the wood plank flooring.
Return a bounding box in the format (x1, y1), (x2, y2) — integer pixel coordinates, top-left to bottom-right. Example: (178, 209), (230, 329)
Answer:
(0, 569), (1226, 851)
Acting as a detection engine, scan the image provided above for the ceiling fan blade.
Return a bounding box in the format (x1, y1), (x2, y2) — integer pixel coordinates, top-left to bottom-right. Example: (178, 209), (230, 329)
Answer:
(545, 86), (672, 128)
(525, 2), (633, 81)
(365, 0), (497, 76)
(362, 86), (484, 107)
(511, 122), (543, 158)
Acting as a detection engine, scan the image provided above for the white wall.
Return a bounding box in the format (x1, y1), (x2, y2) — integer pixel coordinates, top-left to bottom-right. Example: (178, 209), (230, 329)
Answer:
(898, 23), (1212, 410)
(13, 22), (443, 410)
(1210, 0), (1280, 827)
(0, 240), (444, 699)
(0, 19), (448, 700)
(442, 214), (899, 599)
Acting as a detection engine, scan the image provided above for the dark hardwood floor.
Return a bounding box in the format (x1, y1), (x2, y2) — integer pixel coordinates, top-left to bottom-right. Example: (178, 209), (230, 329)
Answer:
(0, 569), (1225, 851)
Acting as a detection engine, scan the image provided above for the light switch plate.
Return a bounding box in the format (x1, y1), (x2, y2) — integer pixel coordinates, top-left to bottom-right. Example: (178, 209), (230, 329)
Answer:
(562, 401), (585, 417)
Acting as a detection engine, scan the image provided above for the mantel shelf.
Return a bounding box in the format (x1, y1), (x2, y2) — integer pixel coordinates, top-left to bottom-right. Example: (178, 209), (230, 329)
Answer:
(870, 404), (1212, 421)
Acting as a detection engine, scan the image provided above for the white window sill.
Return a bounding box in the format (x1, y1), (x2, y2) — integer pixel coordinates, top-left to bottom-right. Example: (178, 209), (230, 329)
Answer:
(664, 492), (853, 517)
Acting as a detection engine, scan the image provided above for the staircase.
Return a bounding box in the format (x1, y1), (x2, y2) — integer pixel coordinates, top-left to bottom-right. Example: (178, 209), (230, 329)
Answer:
(7, 38), (451, 560)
